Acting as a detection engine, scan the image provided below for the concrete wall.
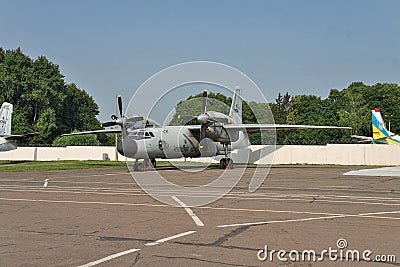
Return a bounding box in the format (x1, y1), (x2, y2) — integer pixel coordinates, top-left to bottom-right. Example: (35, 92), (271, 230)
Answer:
(0, 144), (399, 165)
(231, 144), (400, 165)
(0, 146), (125, 161)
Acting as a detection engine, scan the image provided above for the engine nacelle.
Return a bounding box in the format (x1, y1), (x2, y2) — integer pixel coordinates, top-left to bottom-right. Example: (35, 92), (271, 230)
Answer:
(118, 138), (138, 158)
(199, 138), (217, 157)
(206, 125), (238, 143)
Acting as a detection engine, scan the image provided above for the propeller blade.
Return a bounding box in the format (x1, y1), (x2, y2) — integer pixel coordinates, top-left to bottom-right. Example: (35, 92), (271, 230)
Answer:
(200, 124), (206, 140)
(117, 95), (123, 118)
(178, 115), (197, 123)
(101, 121), (117, 127)
(202, 89), (207, 114)
(211, 117), (230, 124)
(125, 116), (145, 123)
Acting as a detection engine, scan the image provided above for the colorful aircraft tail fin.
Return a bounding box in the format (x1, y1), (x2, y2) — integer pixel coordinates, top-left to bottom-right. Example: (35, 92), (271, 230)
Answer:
(229, 86), (243, 124)
(372, 108), (392, 139)
(0, 102), (13, 136)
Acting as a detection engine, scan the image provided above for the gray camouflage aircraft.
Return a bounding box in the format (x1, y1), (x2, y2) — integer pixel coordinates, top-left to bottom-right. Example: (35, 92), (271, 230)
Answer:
(0, 102), (38, 152)
(63, 88), (351, 170)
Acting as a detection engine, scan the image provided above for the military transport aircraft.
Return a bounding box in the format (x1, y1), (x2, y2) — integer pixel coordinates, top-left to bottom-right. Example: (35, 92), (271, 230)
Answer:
(352, 108), (400, 145)
(0, 102), (38, 151)
(63, 88), (351, 170)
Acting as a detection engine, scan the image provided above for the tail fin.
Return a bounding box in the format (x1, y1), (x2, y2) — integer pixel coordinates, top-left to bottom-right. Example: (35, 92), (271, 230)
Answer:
(0, 102), (13, 136)
(372, 108), (392, 139)
(229, 86), (242, 124)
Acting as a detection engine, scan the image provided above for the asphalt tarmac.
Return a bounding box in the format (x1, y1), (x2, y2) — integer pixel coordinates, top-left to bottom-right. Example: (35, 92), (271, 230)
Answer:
(0, 165), (399, 266)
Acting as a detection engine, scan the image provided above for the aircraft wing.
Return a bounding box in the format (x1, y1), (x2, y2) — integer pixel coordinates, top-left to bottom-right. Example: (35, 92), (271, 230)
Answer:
(223, 124), (352, 133)
(1, 132), (39, 141)
(62, 129), (121, 136)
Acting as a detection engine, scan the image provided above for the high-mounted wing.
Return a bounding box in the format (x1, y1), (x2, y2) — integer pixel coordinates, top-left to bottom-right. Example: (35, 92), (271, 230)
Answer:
(224, 124), (352, 133)
(187, 124), (351, 134)
(185, 124), (351, 142)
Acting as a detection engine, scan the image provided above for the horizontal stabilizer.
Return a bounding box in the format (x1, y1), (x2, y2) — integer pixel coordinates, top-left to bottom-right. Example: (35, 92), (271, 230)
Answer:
(351, 135), (373, 142)
(2, 132), (39, 141)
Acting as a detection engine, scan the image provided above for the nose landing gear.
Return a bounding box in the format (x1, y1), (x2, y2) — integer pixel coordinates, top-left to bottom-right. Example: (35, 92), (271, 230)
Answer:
(133, 158), (156, 171)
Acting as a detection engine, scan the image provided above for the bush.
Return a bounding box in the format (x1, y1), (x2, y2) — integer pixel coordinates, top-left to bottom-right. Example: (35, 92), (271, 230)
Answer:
(52, 131), (100, 147)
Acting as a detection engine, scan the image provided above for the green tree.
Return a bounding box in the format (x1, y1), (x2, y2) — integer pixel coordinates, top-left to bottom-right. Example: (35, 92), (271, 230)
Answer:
(0, 47), (101, 145)
(52, 131), (100, 147)
(32, 108), (57, 144)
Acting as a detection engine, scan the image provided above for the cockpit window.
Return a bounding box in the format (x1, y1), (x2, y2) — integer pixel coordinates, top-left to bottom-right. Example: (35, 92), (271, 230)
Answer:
(145, 132), (154, 138)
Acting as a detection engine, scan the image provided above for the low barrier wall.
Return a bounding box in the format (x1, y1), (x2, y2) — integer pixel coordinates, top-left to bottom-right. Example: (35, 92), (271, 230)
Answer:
(0, 144), (399, 166)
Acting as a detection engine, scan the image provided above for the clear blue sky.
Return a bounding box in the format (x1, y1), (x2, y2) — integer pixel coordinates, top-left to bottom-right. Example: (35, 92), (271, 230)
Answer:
(1, 0), (400, 121)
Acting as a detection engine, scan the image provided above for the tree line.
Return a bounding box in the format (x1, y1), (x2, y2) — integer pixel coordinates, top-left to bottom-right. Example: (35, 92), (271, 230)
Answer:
(171, 83), (400, 145)
(0, 48), (106, 146)
(2, 48), (399, 146)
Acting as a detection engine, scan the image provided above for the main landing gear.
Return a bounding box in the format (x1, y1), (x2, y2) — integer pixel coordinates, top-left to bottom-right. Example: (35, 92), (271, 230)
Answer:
(219, 143), (233, 169)
(133, 159), (156, 171)
(219, 157), (233, 169)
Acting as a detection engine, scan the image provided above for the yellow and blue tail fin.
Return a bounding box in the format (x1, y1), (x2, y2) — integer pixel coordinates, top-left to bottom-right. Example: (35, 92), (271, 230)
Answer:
(371, 108), (396, 140)
(372, 108), (392, 139)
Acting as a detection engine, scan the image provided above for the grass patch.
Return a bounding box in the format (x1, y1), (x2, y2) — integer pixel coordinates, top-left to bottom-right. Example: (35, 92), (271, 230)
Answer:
(0, 160), (127, 172)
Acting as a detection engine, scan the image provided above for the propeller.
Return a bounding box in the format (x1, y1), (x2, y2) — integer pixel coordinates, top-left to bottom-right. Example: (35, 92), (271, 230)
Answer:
(178, 90), (231, 141)
(101, 95), (144, 128)
(101, 95), (123, 127)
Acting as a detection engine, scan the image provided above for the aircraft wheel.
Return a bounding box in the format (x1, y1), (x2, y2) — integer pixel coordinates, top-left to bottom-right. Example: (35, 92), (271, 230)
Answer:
(150, 159), (156, 168)
(138, 163), (144, 171)
(219, 158), (227, 169)
(227, 158), (234, 169)
(133, 162), (144, 172)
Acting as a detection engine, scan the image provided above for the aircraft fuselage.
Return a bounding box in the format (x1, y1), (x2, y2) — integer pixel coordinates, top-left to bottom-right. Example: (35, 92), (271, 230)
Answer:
(118, 126), (249, 159)
(0, 138), (17, 152)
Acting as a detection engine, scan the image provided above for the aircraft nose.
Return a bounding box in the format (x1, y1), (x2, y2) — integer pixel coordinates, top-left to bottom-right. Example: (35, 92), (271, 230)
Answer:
(118, 139), (138, 158)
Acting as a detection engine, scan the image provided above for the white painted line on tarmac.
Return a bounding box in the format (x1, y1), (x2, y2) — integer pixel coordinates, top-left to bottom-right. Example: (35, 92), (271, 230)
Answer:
(217, 210), (400, 228)
(78, 248), (140, 267)
(218, 215), (347, 228)
(0, 197), (168, 208)
(358, 210), (400, 216)
(2, 196), (400, 225)
(172, 196), (204, 227)
(145, 230), (196, 246)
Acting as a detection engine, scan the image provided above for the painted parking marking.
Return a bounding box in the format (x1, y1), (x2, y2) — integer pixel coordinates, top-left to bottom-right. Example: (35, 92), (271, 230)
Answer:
(217, 210), (400, 228)
(172, 196), (204, 226)
(1, 196), (400, 222)
(78, 248), (140, 267)
(3, 185), (400, 206)
(145, 230), (197, 246)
